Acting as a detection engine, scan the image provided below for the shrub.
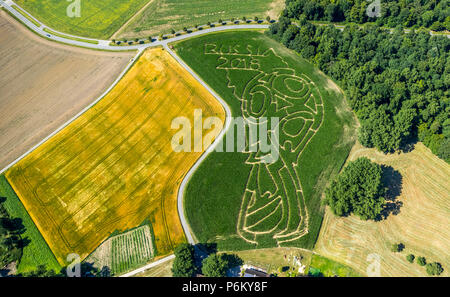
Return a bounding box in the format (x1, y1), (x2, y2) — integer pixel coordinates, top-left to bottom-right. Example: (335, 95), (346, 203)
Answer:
(406, 254), (415, 263)
(417, 256), (426, 266)
(426, 262), (444, 276)
(391, 243), (405, 253)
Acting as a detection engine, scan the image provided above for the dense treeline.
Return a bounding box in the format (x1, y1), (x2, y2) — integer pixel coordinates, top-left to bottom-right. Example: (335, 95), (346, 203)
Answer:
(284, 0), (450, 31)
(267, 15), (449, 162)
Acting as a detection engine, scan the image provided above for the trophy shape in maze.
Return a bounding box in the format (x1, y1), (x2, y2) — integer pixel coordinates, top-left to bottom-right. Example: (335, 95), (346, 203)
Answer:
(208, 45), (324, 245)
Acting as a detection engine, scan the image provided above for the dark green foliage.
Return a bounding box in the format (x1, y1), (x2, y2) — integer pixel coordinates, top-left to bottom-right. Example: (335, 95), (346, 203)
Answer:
(391, 242), (405, 252)
(325, 157), (385, 220)
(0, 198), (23, 269)
(202, 254), (228, 277)
(426, 262), (444, 276)
(0, 175), (60, 273)
(406, 254), (415, 263)
(201, 253), (243, 277)
(284, 0), (450, 30)
(266, 15), (449, 162)
(417, 256), (427, 266)
(18, 265), (59, 277)
(172, 243), (196, 277)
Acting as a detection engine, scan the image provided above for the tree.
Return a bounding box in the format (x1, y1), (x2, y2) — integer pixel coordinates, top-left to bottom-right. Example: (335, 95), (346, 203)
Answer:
(325, 157), (386, 220)
(391, 243), (405, 252)
(202, 254), (228, 277)
(172, 243), (196, 277)
(0, 203), (24, 268)
(417, 256), (427, 266)
(266, 16), (271, 23)
(406, 254), (415, 263)
(430, 21), (444, 31)
(171, 29), (175, 34)
(265, 9), (449, 163)
(426, 262), (444, 276)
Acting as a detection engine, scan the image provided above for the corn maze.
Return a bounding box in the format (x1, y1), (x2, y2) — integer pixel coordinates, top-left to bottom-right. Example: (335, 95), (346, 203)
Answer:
(204, 42), (324, 245)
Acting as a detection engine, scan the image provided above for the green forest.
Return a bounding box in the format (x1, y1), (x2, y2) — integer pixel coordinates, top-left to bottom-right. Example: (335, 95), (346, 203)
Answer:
(267, 5), (449, 162)
(284, 0), (449, 31)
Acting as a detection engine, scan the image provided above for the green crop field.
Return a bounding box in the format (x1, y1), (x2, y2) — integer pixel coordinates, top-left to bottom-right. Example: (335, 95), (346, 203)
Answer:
(175, 30), (357, 251)
(14, 0), (150, 39)
(116, 0), (283, 38)
(0, 175), (60, 273)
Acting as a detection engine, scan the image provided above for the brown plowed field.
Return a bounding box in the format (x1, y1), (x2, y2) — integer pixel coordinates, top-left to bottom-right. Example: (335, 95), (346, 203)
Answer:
(0, 11), (134, 169)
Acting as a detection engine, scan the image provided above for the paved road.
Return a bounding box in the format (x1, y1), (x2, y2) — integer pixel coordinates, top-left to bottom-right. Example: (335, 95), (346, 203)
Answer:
(0, 0), (257, 277)
(164, 44), (233, 245)
(0, 0), (241, 247)
(3, 0), (447, 277)
(0, 47), (145, 176)
(119, 254), (175, 277)
(0, 0), (269, 51)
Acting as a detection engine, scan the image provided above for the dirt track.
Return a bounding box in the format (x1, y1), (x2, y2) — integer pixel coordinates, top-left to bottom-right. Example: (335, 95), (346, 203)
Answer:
(0, 11), (134, 169)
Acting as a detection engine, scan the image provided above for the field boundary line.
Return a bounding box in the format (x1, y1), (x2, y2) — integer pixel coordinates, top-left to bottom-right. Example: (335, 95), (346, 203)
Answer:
(110, 0), (156, 40)
(0, 48), (143, 176)
(0, 0), (270, 51)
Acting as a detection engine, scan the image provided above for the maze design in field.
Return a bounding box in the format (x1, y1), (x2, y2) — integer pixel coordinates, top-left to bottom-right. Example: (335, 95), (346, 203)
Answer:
(204, 43), (324, 245)
(111, 225), (155, 275)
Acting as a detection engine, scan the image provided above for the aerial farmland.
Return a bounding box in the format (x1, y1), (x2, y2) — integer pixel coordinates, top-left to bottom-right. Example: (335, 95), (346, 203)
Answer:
(0, 0), (448, 282)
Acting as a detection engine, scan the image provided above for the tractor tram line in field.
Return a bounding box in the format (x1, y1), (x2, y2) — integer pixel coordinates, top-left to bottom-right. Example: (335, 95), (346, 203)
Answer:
(0, 1), (326, 275)
(0, 0), (335, 277)
(0, 22), (230, 271)
(0, 0), (405, 278)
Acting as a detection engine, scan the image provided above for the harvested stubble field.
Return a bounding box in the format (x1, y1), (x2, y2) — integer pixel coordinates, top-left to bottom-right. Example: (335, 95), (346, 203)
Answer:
(0, 11), (134, 170)
(116, 0), (284, 38)
(14, 0), (149, 39)
(6, 48), (225, 265)
(176, 31), (357, 251)
(315, 142), (450, 277)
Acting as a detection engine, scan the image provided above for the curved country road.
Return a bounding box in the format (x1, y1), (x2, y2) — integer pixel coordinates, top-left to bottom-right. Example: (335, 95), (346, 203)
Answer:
(2, 0), (448, 277)
(0, 0), (254, 276)
(0, 0), (269, 51)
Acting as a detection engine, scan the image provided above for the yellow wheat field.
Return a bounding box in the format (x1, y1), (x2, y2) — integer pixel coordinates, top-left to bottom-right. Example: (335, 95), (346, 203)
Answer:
(315, 142), (450, 277)
(6, 48), (225, 264)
